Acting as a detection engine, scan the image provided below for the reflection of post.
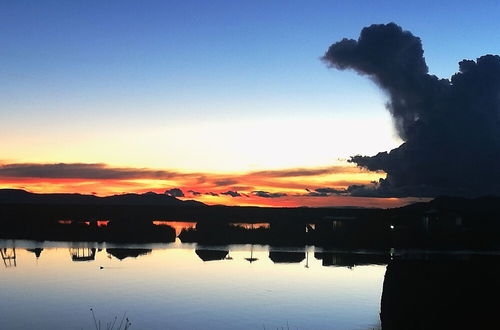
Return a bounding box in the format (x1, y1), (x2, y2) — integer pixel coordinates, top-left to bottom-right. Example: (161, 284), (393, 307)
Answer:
(27, 248), (43, 259)
(1, 248), (17, 267)
(245, 244), (258, 263)
(69, 248), (96, 262)
(305, 250), (309, 268)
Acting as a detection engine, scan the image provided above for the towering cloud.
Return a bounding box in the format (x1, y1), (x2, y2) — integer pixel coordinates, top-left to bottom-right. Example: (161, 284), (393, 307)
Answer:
(323, 23), (500, 197)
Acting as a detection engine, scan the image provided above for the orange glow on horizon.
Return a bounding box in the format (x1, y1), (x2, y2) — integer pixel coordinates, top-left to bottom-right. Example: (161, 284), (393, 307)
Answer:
(0, 162), (425, 208)
(152, 221), (196, 235)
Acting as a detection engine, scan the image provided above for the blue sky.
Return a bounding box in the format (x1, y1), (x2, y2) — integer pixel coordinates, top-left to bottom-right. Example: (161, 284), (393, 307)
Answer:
(1, 1), (499, 171)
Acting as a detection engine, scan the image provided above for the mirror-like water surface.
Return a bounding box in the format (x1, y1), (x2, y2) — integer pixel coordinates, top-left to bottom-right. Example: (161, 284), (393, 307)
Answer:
(0, 239), (385, 330)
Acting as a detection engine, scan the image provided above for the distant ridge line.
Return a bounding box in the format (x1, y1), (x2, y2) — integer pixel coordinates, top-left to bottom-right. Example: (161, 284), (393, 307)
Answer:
(0, 189), (205, 207)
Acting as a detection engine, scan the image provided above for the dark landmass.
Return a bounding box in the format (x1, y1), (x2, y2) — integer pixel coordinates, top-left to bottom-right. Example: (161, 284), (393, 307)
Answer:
(1, 189), (500, 249)
(0, 219), (177, 243)
(381, 254), (500, 330)
(0, 189), (374, 223)
(0, 189), (204, 207)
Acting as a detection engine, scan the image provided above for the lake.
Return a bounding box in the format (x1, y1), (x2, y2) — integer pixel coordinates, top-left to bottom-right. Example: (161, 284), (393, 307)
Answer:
(2, 236), (499, 330)
(1, 239), (386, 330)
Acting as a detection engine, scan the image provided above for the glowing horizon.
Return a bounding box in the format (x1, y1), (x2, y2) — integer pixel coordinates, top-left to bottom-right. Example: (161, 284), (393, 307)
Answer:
(0, 161), (426, 208)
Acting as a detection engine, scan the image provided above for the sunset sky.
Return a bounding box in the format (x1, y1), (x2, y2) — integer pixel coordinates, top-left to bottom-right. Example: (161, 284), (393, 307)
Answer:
(1, 1), (499, 207)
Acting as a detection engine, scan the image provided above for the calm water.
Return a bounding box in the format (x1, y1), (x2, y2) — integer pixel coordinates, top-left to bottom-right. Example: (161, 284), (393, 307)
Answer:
(0, 239), (385, 330)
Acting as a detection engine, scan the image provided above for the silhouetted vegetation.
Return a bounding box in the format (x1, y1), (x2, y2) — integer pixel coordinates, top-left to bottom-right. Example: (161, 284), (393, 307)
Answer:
(0, 219), (175, 243)
(2, 190), (500, 249)
(381, 254), (500, 330)
(89, 308), (132, 330)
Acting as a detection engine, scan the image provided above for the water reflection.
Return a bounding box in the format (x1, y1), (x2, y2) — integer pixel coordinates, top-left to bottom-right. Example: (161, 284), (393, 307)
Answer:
(1, 247), (16, 267)
(244, 244), (258, 263)
(195, 249), (229, 262)
(0, 237), (389, 270)
(69, 247), (96, 262)
(26, 248), (43, 259)
(315, 251), (389, 268)
(269, 251), (305, 263)
(106, 248), (152, 260)
(1, 239), (499, 330)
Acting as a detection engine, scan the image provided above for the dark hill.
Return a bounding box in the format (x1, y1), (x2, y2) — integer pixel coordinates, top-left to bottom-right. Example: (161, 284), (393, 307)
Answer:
(0, 189), (204, 207)
(394, 195), (500, 215)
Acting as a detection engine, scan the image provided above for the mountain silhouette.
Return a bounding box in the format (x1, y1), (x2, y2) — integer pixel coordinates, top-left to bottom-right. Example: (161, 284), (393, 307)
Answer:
(0, 189), (204, 207)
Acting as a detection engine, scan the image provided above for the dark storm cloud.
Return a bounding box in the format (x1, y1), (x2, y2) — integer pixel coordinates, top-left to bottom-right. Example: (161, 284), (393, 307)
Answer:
(220, 190), (242, 197)
(0, 163), (183, 180)
(315, 187), (345, 194)
(304, 188), (345, 197)
(205, 192), (219, 196)
(323, 23), (500, 197)
(164, 188), (184, 197)
(252, 190), (288, 198)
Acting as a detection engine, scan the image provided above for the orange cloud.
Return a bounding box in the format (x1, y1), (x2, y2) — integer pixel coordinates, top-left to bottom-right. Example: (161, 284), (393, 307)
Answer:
(0, 162), (421, 208)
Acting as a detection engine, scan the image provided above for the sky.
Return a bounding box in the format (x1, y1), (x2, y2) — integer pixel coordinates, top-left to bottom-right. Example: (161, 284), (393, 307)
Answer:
(1, 1), (499, 207)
